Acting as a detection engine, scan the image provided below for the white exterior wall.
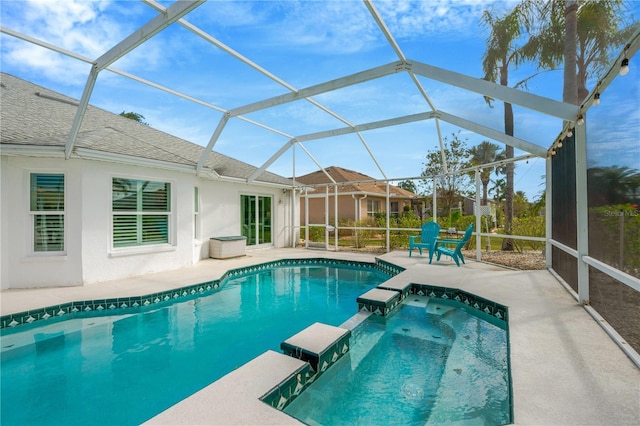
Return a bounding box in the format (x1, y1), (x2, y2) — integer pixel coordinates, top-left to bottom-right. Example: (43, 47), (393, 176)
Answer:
(0, 155), (292, 289)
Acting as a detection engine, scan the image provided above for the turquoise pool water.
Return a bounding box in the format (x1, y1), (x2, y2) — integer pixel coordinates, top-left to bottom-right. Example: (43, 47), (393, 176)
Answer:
(284, 299), (511, 425)
(0, 264), (390, 425)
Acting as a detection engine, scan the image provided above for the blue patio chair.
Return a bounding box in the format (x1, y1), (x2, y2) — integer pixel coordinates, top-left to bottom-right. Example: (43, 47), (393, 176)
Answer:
(409, 221), (440, 263)
(435, 223), (474, 267)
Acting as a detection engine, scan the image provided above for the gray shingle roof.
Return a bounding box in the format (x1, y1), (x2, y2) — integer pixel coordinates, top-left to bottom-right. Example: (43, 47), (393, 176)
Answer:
(0, 73), (292, 186)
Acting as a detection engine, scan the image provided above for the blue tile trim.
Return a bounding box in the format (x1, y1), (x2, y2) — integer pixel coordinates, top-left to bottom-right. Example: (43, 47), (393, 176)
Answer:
(260, 363), (314, 411)
(356, 291), (401, 316)
(410, 283), (508, 324)
(1, 258), (403, 332)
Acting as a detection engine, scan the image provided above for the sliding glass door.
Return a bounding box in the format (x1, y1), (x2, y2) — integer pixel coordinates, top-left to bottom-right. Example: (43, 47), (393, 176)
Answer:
(241, 194), (272, 246)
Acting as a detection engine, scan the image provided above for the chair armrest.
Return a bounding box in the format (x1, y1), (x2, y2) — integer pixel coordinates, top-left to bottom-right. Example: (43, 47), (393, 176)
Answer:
(438, 238), (459, 246)
(409, 236), (419, 243)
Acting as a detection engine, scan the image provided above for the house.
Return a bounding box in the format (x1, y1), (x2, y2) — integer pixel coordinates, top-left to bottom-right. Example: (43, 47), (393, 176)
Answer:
(294, 166), (417, 225)
(0, 73), (297, 289)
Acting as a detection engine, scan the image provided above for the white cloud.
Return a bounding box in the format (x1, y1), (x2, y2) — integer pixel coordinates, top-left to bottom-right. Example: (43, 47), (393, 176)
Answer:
(374, 0), (519, 40)
(263, 1), (379, 54)
(12, 0), (121, 56)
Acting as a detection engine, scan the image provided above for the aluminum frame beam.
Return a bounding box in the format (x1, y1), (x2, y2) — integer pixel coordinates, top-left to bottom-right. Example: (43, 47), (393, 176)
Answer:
(437, 111), (547, 157)
(94, 1), (205, 72)
(63, 0), (204, 159)
(143, 1), (389, 179)
(296, 112), (437, 143)
(0, 26), (290, 139)
(410, 60), (579, 122)
(229, 61), (405, 117)
(247, 112), (437, 182)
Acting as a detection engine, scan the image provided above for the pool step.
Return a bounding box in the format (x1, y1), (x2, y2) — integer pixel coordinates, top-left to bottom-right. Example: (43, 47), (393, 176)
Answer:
(356, 288), (401, 316)
(261, 323), (352, 412)
(281, 322), (351, 374)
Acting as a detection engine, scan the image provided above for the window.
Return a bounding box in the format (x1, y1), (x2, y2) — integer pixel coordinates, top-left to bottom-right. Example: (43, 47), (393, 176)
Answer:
(30, 173), (65, 252)
(390, 201), (399, 217)
(194, 186), (200, 240)
(112, 178), (170, 248)
(367, 199), (379, 217)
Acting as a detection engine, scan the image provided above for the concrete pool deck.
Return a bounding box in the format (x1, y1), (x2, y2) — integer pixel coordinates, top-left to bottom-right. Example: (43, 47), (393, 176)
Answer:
(2, 248), (639, 425)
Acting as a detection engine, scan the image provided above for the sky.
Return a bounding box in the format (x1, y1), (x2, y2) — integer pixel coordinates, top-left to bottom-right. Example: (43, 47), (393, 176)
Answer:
(1, 0), (638, 201)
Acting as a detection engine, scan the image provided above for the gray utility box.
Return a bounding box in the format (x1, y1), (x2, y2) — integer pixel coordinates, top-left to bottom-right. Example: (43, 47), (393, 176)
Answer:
(209, 236), (247, 259)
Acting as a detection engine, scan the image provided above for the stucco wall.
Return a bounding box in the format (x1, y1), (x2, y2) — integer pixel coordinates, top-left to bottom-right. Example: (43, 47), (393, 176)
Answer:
(2, 157), (84, 288)
(1, 155), (292, 289)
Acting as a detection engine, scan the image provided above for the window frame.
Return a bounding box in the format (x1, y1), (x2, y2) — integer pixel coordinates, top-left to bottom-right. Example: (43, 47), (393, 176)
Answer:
(367, 199), (380, 217)
(29, 172), (66, 256)
(390, 201), (400, 217)
(241, 193), (273, 247)
(110, 176), (173, 253)
(194, 186), (200, 241)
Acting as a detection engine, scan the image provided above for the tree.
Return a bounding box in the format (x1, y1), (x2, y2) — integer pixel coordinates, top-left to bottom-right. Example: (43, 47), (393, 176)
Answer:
(468, 141), (504, 205)
(481, 7), (528, 250)
(513, 190), (530, 217)
(523, 0), (636, 103)
(421, 132), (472, 216)
(397, 180), (418, 194)
(588, 166), (640, 206)
(120, 111), (150, 126)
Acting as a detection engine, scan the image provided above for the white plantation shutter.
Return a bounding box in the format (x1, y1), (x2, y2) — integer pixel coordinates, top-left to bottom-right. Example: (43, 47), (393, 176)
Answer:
(112, 178), (170, 248)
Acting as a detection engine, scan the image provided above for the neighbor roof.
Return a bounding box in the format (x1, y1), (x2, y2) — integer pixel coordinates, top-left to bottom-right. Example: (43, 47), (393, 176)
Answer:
(0, 72), (293, 187)
(295, 166), (416, 199)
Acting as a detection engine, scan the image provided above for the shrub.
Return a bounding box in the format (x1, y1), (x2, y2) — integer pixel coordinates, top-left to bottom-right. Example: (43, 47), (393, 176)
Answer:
(308, 226), (324, 242)
(512, 216), (545, 252)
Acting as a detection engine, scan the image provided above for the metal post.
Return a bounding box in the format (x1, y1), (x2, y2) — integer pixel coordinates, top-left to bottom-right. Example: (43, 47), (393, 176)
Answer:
(575, 121), (589, 304)
(325, 186), (329, 250)
(386, 182), (390, 252)
(475, 169), (482, 262)
(432, 177), (437, 223)
(304, 187), (309, 249)
(334, 185), (339, 251)
(546, 156), (552, 268)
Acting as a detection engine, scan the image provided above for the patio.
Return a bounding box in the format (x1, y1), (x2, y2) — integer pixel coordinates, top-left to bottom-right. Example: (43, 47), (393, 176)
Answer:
(2, 248), (638, 425)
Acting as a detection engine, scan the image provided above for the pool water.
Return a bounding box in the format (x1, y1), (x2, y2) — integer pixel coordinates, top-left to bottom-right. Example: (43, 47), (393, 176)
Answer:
(284, 300), (511, 425)
(0, 264), (389, 426)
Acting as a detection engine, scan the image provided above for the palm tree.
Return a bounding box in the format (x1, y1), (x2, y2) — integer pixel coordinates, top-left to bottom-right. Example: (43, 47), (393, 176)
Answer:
(481, 7), (528, 250)
(523, 0), (636, 104)
(588, 166), (640, 206)
(469, 141), (504, 205)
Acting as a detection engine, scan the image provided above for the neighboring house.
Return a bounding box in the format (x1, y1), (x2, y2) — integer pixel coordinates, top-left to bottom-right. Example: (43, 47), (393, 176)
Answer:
(418, 194), (498, 226)
(295, 166), (417, 225)
(0, 73), (297, 289)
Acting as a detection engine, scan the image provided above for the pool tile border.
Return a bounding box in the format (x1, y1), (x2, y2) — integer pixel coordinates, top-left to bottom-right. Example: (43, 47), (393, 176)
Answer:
(260, 362), (314, 411)
(1, 258), (404, 331)
(264, 324), (352, 411)
(410, 283), (509, 324)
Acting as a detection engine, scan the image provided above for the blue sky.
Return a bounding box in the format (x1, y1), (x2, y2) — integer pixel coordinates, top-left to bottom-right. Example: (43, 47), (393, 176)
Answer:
(1, 0), (638, 201)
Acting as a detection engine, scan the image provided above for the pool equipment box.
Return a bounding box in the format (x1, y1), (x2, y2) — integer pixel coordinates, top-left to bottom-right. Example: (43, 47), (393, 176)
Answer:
(209, 236), (247, 259)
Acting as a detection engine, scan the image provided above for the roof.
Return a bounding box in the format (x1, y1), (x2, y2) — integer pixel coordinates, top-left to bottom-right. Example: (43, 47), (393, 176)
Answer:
(0, 73), (293, 187)
(295, 166), (416, 199)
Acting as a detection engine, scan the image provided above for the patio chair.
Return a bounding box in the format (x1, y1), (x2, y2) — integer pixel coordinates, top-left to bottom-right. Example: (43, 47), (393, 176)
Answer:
(435, 223), (474, 266)
(409, 221), (440, 263)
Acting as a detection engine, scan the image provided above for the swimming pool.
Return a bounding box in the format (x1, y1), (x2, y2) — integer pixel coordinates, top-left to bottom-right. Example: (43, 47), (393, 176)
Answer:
(284, 298), (512, 425)
(0, 260), (393, 425)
